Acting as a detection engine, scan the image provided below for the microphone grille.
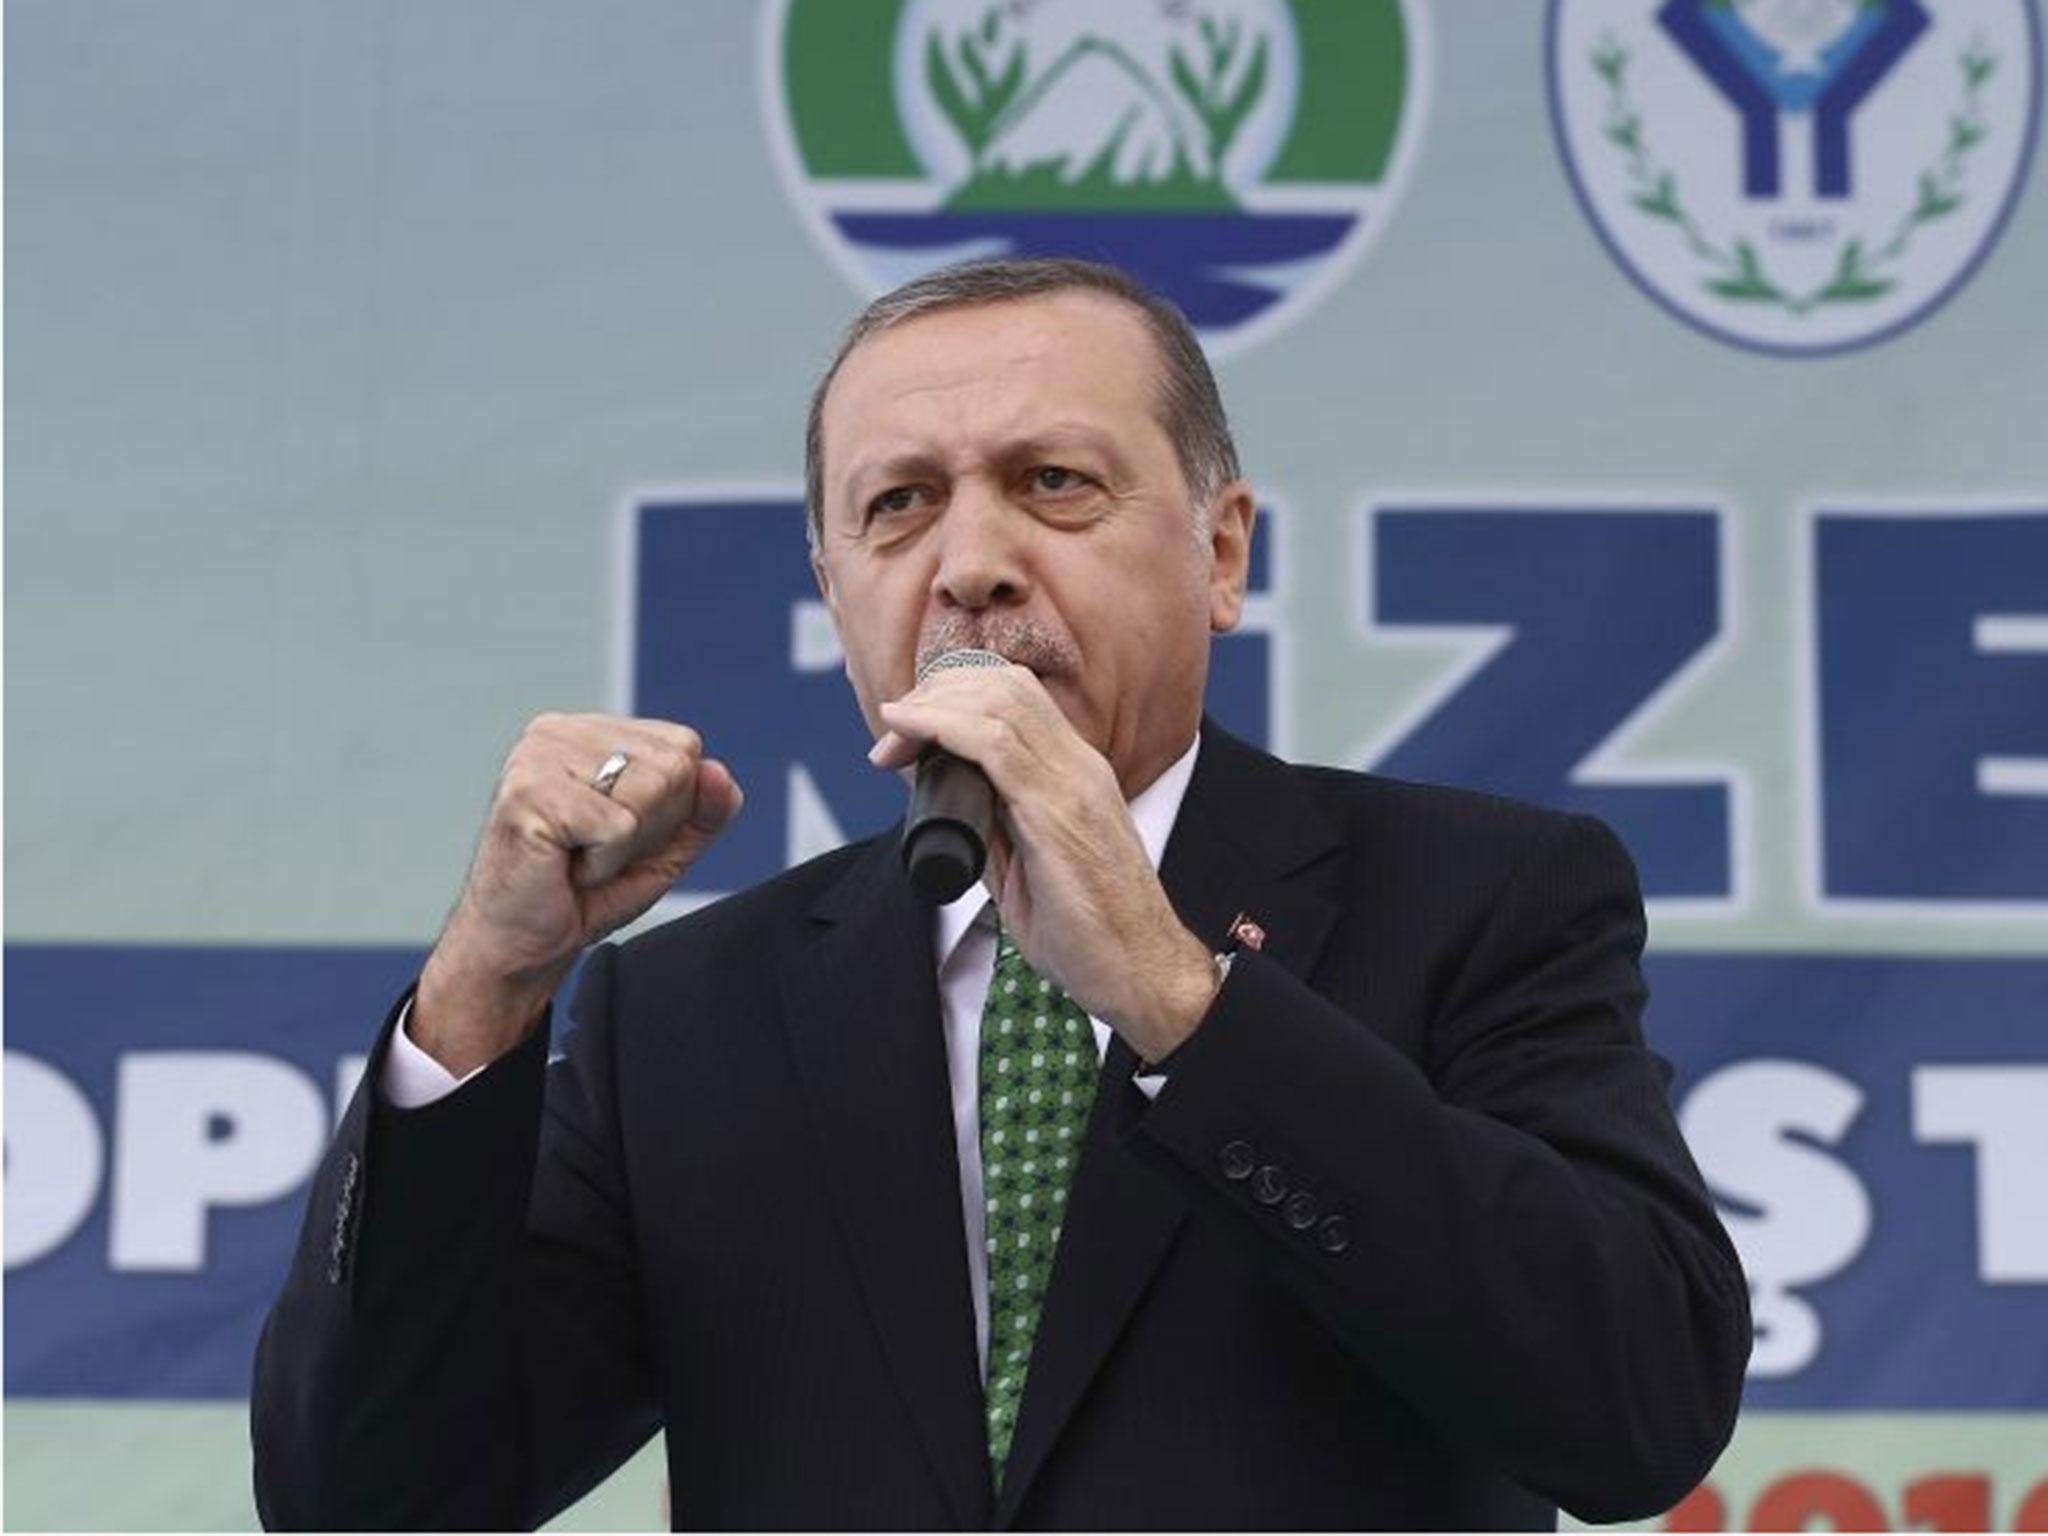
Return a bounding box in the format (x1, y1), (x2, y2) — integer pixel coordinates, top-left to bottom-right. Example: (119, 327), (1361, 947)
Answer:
(916, 648), (1010, 685)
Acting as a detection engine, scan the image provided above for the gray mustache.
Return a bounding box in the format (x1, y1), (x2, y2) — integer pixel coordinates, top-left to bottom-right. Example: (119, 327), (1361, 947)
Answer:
(914, 616), (1080, 680)
(914, 648), (1009, 686)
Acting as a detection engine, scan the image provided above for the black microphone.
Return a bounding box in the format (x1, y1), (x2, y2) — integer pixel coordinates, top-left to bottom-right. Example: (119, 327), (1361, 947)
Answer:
(899, 648), (1007, 904)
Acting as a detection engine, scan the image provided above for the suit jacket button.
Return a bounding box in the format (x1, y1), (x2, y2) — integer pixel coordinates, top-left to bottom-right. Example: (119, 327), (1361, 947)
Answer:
(1316, 1215), (1352, 1254)
(1220, 1140), (1257, 1180)
(1285, 1191), (1319, 1229)
(1251, 1165), (1288, 1205)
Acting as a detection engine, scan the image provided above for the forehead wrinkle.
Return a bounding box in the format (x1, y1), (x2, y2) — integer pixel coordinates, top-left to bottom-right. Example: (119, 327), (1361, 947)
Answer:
(822, 295), (1167, 502)
(1008, 418), (1130, 453)
(834, 388), (1039, 489)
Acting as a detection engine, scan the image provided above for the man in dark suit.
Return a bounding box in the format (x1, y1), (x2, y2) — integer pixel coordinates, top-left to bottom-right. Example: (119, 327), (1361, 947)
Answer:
(252, 258), (1749, 1530)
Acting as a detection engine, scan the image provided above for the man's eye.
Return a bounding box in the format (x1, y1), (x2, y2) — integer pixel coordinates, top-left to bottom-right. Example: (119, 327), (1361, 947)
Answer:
(869, 486), (925, 518)
(1030, 466), (1086, 493)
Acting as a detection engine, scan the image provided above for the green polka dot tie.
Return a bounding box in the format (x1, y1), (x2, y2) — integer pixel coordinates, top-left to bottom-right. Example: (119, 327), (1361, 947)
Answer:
(978, 925), (1099, 1486)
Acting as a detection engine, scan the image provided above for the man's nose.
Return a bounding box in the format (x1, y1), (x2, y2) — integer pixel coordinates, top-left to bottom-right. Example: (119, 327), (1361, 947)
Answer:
(931, 484), (1028, 610)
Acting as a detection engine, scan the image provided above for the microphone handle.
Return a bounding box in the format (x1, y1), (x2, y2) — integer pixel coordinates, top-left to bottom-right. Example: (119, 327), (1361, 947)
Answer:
(902, 748), (993, 904)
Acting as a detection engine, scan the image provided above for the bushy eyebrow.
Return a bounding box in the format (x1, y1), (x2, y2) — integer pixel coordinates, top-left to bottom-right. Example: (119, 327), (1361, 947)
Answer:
(839, 423), (1138, 501)
(1004, 424), (1135, 481)
(839, 450), (942, 499)
(836, 422), (1139, 518)
(839, 450), (948, 517)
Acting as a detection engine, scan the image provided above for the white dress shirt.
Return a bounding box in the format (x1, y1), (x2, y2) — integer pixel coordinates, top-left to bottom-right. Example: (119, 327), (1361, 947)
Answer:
(384, 735), (1201, 1379)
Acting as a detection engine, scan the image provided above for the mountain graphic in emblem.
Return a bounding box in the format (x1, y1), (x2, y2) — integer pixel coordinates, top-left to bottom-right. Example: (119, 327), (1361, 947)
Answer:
(954, 34), (1231, 206)
(765, 0), (1429, 355)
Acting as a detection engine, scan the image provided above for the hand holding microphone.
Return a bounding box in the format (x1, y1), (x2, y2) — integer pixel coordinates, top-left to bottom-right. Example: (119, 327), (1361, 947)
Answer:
(870, 662), (1219, 1064)
(899, 648), (1007, 903)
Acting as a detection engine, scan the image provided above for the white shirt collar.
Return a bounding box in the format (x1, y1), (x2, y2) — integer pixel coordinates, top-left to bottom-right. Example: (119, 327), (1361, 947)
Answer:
(933, 733), (1202, 967)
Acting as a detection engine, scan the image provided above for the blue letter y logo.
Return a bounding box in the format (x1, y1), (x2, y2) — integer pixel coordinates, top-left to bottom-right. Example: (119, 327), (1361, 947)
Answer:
(1659, 0), (1930, 197)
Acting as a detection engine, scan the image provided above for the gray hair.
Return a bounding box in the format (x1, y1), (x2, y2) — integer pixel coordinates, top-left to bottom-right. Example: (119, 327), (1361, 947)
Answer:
(802, 257), (1239, 553)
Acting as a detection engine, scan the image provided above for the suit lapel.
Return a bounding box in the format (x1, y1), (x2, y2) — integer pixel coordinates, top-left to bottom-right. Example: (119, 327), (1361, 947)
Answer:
(779, 838), (992, 1530)
(992, 722), (1344, 1526)
(1148, 727), (1345, 988)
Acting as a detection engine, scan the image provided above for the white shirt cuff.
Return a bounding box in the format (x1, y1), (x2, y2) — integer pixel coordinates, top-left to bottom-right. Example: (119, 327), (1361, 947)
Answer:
(381, 997), (492, 1109)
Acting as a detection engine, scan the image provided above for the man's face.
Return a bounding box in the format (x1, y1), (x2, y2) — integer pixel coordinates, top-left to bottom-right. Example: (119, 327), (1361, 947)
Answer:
(810, 291), (1255, 796)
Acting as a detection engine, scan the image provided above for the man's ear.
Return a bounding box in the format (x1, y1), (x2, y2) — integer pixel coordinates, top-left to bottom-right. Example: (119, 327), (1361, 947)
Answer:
(810, 548), (837, 614)
(811, 548), (858, 684)
(1205, 482), (1257, 634)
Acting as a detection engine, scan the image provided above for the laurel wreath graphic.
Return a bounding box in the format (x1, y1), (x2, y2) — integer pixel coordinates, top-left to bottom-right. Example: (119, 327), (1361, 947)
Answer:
(1589, 32), (1999, 315)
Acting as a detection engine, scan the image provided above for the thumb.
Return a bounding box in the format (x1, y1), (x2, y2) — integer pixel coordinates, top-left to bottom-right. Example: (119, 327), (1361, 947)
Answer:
(689, 759), (745, 833)
(579, 785), (737, 940)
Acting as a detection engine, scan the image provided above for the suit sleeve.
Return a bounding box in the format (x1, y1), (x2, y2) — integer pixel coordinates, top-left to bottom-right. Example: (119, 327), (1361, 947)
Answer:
(250, 946), (657, 1530)
(1123, 813), (1750, 1523)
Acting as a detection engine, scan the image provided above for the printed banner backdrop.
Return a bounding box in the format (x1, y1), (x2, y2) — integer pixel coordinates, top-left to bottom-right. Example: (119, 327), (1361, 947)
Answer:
(7, 1), (2045, 1529)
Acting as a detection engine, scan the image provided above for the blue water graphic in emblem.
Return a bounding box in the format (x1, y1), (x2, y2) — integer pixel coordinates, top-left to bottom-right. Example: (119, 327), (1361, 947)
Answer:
(832, 211), (1356, 329)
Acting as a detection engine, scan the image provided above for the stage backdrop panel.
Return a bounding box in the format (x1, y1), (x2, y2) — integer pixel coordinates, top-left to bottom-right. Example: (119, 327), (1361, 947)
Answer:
(8, 1), (2045, 1529)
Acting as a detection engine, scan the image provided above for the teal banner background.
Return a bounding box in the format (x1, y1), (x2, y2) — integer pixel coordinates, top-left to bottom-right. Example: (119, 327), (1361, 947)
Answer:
(7, 2), (2045, 1528)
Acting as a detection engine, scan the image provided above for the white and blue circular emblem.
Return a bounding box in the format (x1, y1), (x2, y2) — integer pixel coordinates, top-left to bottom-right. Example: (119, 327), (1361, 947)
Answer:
(761, 0), (1429, 357)
(1549, 0), (2041, 355)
